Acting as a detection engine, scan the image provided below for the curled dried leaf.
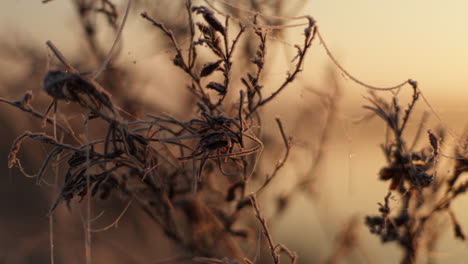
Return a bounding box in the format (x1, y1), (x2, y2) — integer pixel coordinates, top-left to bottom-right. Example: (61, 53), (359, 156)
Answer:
(200, 60), (222, 78)
(192, 6), (225, 35)
(428, 130), (438, 155)
(206, 82), (226, 95)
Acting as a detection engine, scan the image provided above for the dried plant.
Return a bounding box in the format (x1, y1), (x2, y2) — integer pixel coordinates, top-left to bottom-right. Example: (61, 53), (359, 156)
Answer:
(4, 1), (467, 264)
(3, 0), (317, 262)
(364, 82), (468, 264)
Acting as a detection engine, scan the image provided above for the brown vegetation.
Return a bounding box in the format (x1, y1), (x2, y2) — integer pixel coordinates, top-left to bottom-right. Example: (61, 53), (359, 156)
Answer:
(1, 1), (468, 264)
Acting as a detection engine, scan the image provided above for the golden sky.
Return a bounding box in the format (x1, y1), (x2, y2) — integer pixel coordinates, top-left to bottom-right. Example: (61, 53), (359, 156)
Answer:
(1, 0), (467, 106)
(310, 0), (468, 99)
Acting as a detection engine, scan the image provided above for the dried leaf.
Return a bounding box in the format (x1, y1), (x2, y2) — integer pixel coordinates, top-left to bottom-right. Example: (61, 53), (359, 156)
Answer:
(200, 60), (222, 78)
(427, 130), (438, 155)
(206, 82), (226, 95)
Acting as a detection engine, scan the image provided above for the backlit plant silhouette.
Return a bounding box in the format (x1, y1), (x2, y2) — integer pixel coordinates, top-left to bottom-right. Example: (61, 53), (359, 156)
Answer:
(2, 1), (468, 264)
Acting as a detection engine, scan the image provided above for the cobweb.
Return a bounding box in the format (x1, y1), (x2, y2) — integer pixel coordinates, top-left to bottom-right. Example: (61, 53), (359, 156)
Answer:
(2, 0), (468, 263)
(201, 0), (468, 263)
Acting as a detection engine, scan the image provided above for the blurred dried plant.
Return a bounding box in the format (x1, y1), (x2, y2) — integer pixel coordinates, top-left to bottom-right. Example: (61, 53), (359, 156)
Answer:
(364, 82), (468, 264)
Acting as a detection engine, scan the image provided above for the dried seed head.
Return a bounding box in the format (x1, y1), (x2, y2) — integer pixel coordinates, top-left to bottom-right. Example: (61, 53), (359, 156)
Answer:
(304, 17), (316, 38)
(42, 70), (119, 122)
(192, 6), (225, 35)
(43, 70), (74, 100)
(408, 79), (418, 88)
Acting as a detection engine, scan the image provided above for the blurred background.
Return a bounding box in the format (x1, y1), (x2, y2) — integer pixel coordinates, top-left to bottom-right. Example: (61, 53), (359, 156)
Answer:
(1, 0), (468, 263)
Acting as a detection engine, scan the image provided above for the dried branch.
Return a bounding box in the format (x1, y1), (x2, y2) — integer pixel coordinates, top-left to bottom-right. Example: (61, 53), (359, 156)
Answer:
(250, 194), (297, 264)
